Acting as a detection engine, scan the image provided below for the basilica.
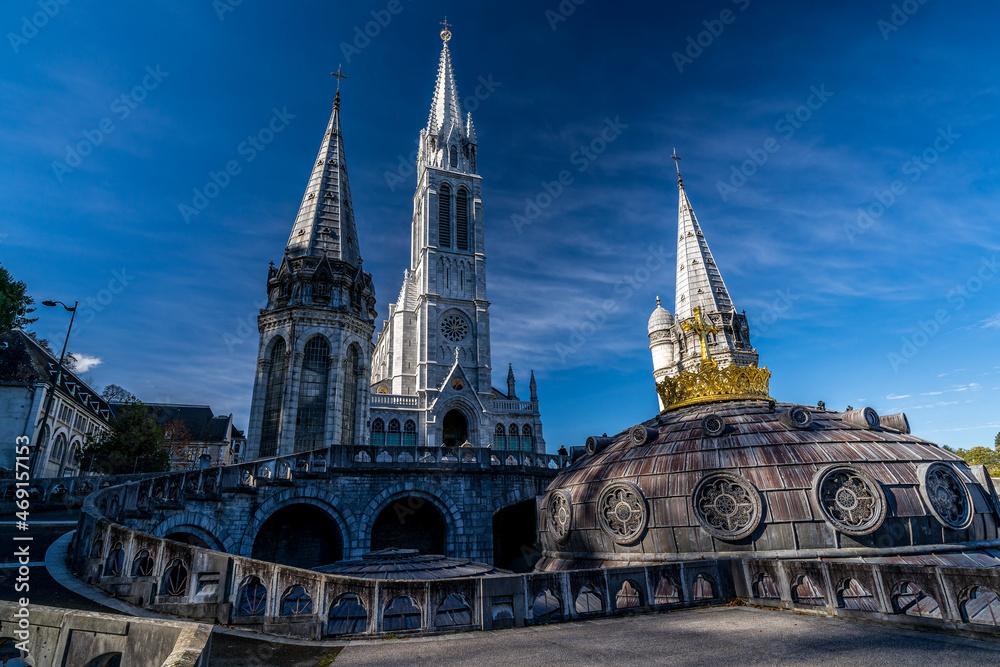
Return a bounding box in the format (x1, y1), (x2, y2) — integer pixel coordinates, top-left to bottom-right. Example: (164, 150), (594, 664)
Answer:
(244, 28), (544, 460)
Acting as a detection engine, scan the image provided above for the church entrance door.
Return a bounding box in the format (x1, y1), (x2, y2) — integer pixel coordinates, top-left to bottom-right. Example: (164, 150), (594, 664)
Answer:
(441, 410), (468, 447)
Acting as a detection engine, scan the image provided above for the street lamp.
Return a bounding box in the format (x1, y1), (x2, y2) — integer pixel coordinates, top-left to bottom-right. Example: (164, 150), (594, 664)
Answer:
(27, 300), (78, 478)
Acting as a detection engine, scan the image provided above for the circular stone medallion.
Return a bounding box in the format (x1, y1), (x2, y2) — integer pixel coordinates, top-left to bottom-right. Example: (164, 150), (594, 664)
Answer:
(693, 472), (763, 540)
(812, 465), (887, 536)
(440, 314), (469, 343)
(597, 482), (648, 545)
(918, 462), (973, 529)
(547, 490), (572, 543)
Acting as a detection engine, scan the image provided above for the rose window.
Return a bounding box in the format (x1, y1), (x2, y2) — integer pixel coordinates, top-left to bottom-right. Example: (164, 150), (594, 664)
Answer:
(597, 482), (648, 544)
(440, 315), (468, 343)
(814, 466), (886, 535)
(920, 463), (971, 529)
(548, 490), (572, 542)
(693, 473), (762, 540)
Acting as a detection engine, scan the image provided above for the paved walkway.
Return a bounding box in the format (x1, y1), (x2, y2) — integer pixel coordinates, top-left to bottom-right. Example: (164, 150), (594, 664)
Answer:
(334, 607), (1000, 666)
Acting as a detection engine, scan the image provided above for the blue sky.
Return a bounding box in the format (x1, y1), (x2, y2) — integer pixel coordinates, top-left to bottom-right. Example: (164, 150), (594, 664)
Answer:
(3, 0), (998, 450)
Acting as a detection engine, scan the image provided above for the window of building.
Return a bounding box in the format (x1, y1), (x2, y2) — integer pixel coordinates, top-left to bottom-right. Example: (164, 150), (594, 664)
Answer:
(494, 424), (506, 449)
(449, 145), (458, 169)
(438, 183), (452, 247)
(403, 420), (416, 448)
(260, 338), (288, 457)
(456, 188), (469, 250)
(50, 433), (67, 462)
(294, 336), (331, 453)
(371, 418), (385, 447)
(341, 345), (360, 446)
(522, 424), (533, 452)
(387, 419), (401, 447)
(508, 424), (519, 451)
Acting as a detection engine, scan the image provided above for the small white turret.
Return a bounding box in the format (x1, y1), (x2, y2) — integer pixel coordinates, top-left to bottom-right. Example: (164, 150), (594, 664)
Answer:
(648, 296), (677, 404)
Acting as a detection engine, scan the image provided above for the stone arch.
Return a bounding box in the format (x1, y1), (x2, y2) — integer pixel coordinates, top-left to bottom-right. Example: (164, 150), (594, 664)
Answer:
(151, 512), (237, 553)
(237, 488), (357, 558)
(435, 397), (479, 444)
(358, 483), (464, 558)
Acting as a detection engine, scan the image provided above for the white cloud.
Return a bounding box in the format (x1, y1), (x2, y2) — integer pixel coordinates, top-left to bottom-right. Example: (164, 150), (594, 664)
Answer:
(886, 393), (910, 400)
(72, 354), (102, 372)
(981, 314), (1000, 329)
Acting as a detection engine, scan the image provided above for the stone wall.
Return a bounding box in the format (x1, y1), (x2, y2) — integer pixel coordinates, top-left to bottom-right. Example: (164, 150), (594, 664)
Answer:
(0, 602), (211, 667)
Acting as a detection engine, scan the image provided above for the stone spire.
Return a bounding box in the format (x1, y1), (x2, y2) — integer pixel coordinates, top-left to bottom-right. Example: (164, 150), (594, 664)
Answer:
(427, 38), (465, 138)
(506, 364), (518, 400)
(672, 153), (734, 321)
(285, 90), (362, 268)
(529, 370), (538, 402)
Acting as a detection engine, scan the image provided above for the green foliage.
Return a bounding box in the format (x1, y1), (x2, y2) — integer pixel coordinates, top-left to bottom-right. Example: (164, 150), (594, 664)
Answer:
(951, 434), (1000, 477)
(0, 263), (36, 333)
(76, 400), (169, 474)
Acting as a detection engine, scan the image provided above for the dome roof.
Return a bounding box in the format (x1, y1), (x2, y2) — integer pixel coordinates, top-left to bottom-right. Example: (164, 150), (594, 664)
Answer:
(647, 299), (674, 333)
(315, 548), (510, 580)
(536, 400), (999, 571)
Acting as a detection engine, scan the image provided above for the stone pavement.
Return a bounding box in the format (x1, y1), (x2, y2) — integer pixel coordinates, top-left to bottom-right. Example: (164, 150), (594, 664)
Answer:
(334, 606), (1000, 667)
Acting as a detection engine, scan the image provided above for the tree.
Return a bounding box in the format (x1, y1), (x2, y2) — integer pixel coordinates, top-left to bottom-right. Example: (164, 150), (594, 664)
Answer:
(163, 418), (197, 471)
(101, 384), (137, 403)
(0, 263), (37, 333)
(76, 401), (169, 474)
(995, 431), (1000, 449)
(952, 437), (1000, 478)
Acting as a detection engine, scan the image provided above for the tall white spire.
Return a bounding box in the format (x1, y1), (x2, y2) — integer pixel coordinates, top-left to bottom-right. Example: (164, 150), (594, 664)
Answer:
(427, 37), (465, 137)
(285, 90), (361, 267)
(672, 152), (734, 321)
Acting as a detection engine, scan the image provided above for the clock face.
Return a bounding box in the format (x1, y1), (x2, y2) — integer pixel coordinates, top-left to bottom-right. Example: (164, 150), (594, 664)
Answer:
(441, 315), (468, 343)
(451, 377), (464, 391)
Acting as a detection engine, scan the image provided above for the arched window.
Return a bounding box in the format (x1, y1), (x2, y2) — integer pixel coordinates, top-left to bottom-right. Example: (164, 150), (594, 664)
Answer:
(615, 581), (642, 609)
(105, 542), (124, 577)
(456, 188), (469, 251)
(162, 560), (188, 597)
(531, 589), (561, 622)
(50, 433), (66, 461)
(341, 345), (360, 446)
(237, 576), (268, 616)
(280, 585), (313, 616)
(131, 550), (154, 577)
(384, 596), (421, 632)
(438, 183), (452, 247)
(370, 418), (385, 448)
(892, 581), (941, 618)
(295, 337), (330, 453)
(387, 419), (401, 447)
(494, 424), (506, 449)
(575, 584), (602, 614)
(449, 145), (458, 169)
(327, 594), (368, 635)
(435, 593), (472, 627)
(793, 575), (825, 606)
(509, 424), (520, 451)
(653, 577), (681, 604)
(403, 420), (416, 448)
(753, 574), (780, 600)
(693, 574), (715, 600)
(522, 424), (533, 452)
(260, 338), (288, 457)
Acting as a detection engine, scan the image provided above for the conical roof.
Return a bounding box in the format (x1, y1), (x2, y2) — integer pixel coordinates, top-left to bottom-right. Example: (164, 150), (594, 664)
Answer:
(674, 172), (734, 321)
(426, 42), (465, 137)
(285, 93), (362, 267)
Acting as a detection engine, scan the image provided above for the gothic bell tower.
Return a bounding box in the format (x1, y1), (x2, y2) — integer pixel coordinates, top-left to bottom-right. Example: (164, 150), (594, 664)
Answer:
(246, 78), (377, 459)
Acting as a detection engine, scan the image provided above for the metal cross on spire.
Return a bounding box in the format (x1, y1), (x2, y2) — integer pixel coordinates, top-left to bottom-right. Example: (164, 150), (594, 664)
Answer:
(671, 148), (683, 185)
(440, 16), (452, 42)
(330, 64), (347, 109)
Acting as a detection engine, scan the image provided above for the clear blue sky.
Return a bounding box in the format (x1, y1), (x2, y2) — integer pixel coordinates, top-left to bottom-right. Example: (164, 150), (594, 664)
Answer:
(3, 0), (998, 450)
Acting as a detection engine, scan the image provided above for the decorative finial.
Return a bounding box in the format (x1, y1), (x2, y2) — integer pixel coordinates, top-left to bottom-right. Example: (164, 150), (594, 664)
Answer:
(331, 64), (347, 108)
(656, 296), (662, 307)
(440, 16), (452, 42)
(671, 148), (683, 186)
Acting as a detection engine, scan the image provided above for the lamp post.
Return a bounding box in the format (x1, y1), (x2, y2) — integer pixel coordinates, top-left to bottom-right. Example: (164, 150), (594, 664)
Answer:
(27, 300), (78, 478)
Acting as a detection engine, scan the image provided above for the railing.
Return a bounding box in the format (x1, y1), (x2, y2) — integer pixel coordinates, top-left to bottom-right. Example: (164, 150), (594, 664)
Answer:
(492, 399), (536, 412)
(370, 394), (419, 407)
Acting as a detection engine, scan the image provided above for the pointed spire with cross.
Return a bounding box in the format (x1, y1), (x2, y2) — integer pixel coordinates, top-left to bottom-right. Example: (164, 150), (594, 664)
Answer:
(671, 148), (683, 186)
(440, 16), (452, 42)
(331, 64), (347, 108)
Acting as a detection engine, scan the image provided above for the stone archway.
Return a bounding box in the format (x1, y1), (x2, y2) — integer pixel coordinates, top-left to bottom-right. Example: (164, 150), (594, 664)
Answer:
(370, 497), (446, 555)
(151, 512), (237, 553)
(237, 488), (359, 558)
(251, 504), (344, 568)
(358, 484), (464, 558)
(442, 410), (468, 447)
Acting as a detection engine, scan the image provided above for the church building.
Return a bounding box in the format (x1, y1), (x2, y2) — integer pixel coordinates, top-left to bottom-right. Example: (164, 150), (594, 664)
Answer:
(245, 27), (544, 460)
